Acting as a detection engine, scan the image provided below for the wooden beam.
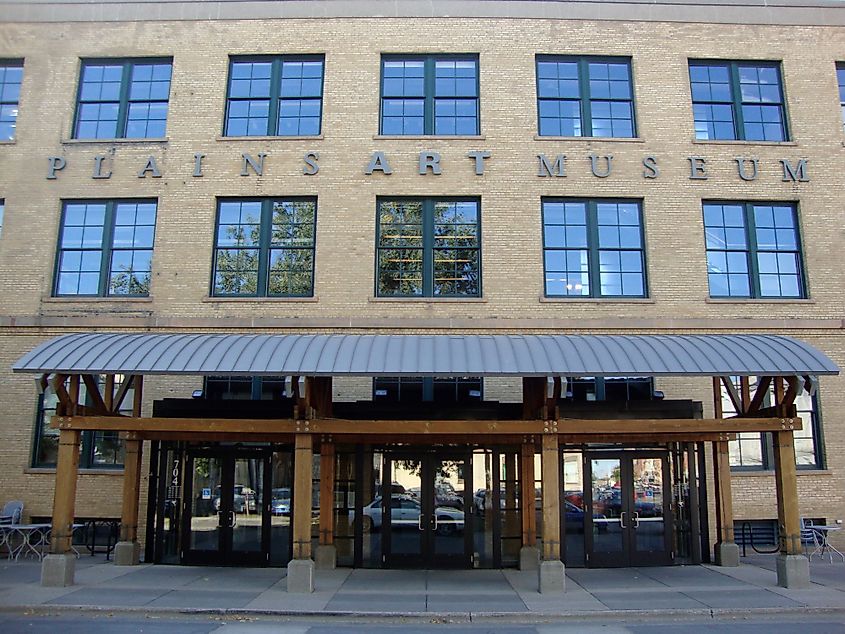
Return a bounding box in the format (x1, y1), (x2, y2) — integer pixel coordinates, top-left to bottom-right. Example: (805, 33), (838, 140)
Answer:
(739, 376), (751, 413)
(51, 415), (802, 435)
(781, 376), (800, 413)
(319, 441), (335, 546)
(112, 375), (134, 413)
(119, 438), (143, 544)
(104, 375), (115, 411)
(132, 376), (143, 417)
(746, 376), (772, 414)
(292, 433), (313, 560)
(540, 434), (560, 562)
(556, 433), (736, 443)
(522, 377), (547, 420)
(306, 377), (333, 419)
(81, 374), (109, 415)
(520, 443), (537, 547)
(719, 377), (740, 415)
(68, 375), (80, 416)
(714, 440), (735, 544)
(773, 430), (801, 555)
(49, 429), (81, 555)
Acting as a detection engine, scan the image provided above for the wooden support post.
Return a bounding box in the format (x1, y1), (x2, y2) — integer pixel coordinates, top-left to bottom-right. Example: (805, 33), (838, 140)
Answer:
(773, 430), (801, 555)
(104, 375), (115, 411)
(319, 441), (335, 546)
(132, 376), (143, 417)
(115, 436), (143, 565)
(520, 442), (537, 548)
(49, 429), (81, 555)
(712, 377), (738, 566)
(292, 433), (314, 560)
(522, 377), (547, 421)
(540, 434), (560, 561)
(306, 377), (333, 419)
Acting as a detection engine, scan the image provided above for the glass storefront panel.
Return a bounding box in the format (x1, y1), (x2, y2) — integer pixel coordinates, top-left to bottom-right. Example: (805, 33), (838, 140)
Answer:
(269, 450), (293, 566)
(562, 451), (586, 567)
(361, 451), (383, 567)
(590, 458), (624, 555)
(499, 451), (520, 567)
(231, 457), (264, 554)
(631, 456), (665, 553)
(189, 456), (223, 552)
(472, 449), (494, 567)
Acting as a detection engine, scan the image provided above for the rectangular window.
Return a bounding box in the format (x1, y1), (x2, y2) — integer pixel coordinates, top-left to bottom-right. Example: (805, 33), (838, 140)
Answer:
(374, 377), (483, 402)
(0, 60), (23, 140)
(54, 200), (157, 297)
(703, 201), (804, 298)
(0, 199), (4, 237)
(204, 376), (287, 400)
(74, 59), (172, 139)
(212, 198), (316, 297)
(32, 375), (131, 468)
(689, 61), (787, 141)
(224, 56), (324, 136)
(837, 63), (845, 133)
(565, 377), (654, 402)
(722, 377), (823, 469)
(376, 198), (480, 297)
(380, 55), (479, 135)
(537, 56), (636, 138)
(542, 198), (646, 298)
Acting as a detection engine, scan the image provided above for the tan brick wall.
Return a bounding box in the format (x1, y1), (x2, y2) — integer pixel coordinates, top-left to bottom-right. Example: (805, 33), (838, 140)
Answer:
(0, 14), (844, 551)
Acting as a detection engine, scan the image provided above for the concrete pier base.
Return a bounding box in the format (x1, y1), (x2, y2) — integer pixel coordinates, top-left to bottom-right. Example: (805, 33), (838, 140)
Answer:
(714, 542), (740, 567)
(114, 541), (141, 566)
(315, 544), (337, 570)
(777, 553), (810, 588)
(519, 546), (539, 571)
(538, 560), (565, 593)
(41, 553), (76, 587)
(287, 559), (315, 593)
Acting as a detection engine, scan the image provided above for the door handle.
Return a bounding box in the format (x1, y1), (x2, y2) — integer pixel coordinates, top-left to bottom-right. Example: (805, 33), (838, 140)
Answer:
(418, 513), (425, 531)
(632, 512), (640, 529)
(431, 514), (438, 531)
(620, 511), (627, 529)
(217, 511), (225, 528)
(229, 510), (237, 528)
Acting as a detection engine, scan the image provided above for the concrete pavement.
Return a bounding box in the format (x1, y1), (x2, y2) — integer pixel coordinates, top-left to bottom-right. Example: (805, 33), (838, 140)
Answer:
(0, 553), (843, 619)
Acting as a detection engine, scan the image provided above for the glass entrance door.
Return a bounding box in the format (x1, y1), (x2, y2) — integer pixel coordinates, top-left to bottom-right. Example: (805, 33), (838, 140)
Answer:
(183, 449), (271, 566)
(382, 451), (472, 568)
(585, 452), (671, 567)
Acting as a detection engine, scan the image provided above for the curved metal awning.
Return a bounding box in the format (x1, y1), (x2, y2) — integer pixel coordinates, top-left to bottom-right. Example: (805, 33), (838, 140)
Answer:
(10, 333), (839, 378)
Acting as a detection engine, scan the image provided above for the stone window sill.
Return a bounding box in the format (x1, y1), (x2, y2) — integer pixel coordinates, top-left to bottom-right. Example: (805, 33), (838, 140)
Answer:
(202, 295), (319, 303)
(373, 135), (486, 141)
(706, 298), (815, 305)
(25, 467), (124, 475)
(216, 135), (323, 141)
(61, 138), (168, 145)
(691, 139), (798, 147)
(369, 296), (487, 303)
(540, 296), (655, 304)
(533, 135), (644, 143)
(42, 296), (153, 303)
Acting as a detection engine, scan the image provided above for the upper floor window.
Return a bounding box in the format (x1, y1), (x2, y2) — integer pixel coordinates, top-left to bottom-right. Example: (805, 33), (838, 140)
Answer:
(380, 55), (479, 135)
(537, 56), (636, 138)
(376, 198), (480, 297)
(0, 60), (23, 140)
(224, 56), (324, 137)
(565, 377), (654, 402)
(689, 60), (787, 141)
(74, 59), (172, 139)
(542, 198), (647, 298)
(54, 200), (157, 297)
(703, 201), (804, 298)
(837, 63), (845, 133)
(212, 198), (316, 297)
(204, 376), (287, 400)
(0, 199), (4, 237)
(374, 377), (483, 402)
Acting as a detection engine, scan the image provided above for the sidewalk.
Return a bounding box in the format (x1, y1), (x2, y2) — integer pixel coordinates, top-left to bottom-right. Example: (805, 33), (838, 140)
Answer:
(0, 554), (843, 619)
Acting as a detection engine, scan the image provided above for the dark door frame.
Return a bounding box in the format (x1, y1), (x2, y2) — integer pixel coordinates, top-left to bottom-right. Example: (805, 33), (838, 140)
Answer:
(583, 451), (673, 568)
(181, 447), (272, 566)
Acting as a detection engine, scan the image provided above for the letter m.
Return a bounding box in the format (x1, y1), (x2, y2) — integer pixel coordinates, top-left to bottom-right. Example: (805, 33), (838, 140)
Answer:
(537, 154), (566, 177)
(780, 159), (808, 182)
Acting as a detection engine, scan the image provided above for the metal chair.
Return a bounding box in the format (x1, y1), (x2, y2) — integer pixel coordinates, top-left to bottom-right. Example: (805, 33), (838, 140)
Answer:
(800, 517), (820, 557)
(0, 501), (23, 525)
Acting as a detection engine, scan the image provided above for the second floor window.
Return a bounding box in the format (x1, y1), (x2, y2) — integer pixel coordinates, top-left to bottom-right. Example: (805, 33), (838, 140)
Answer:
(224, 56), (324, 136)
(542, 198), (646, 298)
(703, 201), (804, 298)
(689, 60), (787, 141)
(74, 59), (172, 139)
(0, 60), (23, 140)
(212, 198), (316, 297)
(837, 63), (845, 133)
(376, 198), (480, 297)
(55, 200), (157, 296)
(380, 55), (479, 135)
(537, 56), (636, 138)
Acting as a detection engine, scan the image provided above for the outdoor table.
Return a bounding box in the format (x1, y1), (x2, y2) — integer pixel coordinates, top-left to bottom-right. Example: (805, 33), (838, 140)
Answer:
(810, 525), (844, 563)
(6, 524), (52, 561)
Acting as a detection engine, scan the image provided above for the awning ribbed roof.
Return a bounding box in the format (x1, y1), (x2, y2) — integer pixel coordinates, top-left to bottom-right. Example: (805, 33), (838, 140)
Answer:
(10, 333), (839, 378)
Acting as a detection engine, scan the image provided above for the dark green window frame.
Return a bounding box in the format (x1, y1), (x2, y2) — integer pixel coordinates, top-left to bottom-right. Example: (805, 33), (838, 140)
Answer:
(542, 198), (647, 298)
(212, 197), (317, 297)
(73, 57), (172, 140)
(689, 60), (788, 141)
(536, 55), (637, 138)
(837, 62), (845, 134)
(379, 54), (480, 135)
(375, 197), (481, 298)
(703, 201), (805, 299)
(53, 199), (158, 297)
(0, 59), (23, 141)
(223, 55), (325, 137)
(373, 377), (483, 402)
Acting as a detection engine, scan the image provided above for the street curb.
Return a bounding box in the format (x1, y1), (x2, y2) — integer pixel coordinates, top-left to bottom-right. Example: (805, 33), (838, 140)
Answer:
(3, 603), (845, 623)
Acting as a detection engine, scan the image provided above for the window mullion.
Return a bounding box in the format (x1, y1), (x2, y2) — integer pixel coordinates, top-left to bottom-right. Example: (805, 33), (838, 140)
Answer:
(268, 58), (282, 136)
(578, 59), (592, 137)
(116, 62), (133, 138)
(257, 199), (272, 297)
(423, 199), (434, 296)
(586, 201), (601, 297)
(729, 63), (746, 140)
(100, 201), (117, 296)
(745, 203), (761, 298)
(424, 58), (436, 135)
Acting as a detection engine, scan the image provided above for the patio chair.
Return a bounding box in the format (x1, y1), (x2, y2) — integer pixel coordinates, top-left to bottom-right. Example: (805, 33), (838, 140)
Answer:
(0, 501), (23, 525)
(800, 517), (820, 557)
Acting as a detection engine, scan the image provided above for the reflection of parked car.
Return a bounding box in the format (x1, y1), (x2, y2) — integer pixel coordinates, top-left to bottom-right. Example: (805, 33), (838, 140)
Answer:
(356, 495), (465, 535)
(212, 485), (257, 513)
(271, 487), (291, 516)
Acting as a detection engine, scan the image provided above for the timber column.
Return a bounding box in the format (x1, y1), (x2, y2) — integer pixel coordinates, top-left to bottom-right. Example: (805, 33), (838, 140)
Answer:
(712, 378), (739, 566)
(539, 433), (564, 593)
(288, 432), (315, 592)
(114, 436), (143, 565)
(41, 429), (81, 586)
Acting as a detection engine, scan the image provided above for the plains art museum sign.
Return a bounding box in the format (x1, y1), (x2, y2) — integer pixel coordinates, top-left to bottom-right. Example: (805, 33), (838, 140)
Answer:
(44, 150), (811, 183)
